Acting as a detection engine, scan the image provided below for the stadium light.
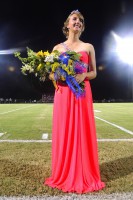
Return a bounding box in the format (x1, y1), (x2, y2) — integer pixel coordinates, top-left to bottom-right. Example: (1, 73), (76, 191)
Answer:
(0, 48), (24, 55)
(112, 31), (133, 101)
(112, 32), (133, 65)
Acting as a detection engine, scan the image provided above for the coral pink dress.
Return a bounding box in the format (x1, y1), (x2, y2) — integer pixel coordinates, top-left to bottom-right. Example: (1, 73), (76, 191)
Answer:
(44, 51), (105, 193)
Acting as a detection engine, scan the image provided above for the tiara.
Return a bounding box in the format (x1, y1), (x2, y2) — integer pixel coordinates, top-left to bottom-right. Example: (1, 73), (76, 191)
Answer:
(70, 10), (80, 15)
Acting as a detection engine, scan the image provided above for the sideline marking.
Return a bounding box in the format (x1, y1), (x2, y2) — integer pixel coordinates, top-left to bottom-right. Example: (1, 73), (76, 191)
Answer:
(42, 133), (49, 139)
(95, 116), (133, 135)
(0, 139), (133, 143)
(0, 105), (36, 115)
(94, 110), (101, 112)
(0, 133), (4, 137)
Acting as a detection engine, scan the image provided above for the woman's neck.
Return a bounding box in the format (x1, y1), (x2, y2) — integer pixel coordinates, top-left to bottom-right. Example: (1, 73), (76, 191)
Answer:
(66, 33), (81, 44)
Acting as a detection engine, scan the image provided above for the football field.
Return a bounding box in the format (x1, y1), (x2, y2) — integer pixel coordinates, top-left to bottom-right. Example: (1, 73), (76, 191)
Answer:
(0, 103), (133, 197)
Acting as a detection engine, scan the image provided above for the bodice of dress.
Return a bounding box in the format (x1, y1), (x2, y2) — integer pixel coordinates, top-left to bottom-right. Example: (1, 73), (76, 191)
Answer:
(61, 43), (90, 73)
(79, 51), (90, 65)
(78, 51), (90, 73)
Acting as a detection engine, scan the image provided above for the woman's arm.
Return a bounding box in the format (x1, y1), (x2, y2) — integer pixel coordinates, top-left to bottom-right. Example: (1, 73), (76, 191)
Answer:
(75, 44), (97, 83)
(49, 45), (59, 80)
(84, 44), (97, 80)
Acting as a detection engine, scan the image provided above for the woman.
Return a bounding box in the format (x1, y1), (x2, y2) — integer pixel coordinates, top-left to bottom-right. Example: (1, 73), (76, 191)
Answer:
(44, 10), (105, 193)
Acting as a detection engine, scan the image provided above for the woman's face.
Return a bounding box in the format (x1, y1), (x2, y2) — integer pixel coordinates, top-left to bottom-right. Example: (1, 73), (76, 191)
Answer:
(67, 14), (84, 34)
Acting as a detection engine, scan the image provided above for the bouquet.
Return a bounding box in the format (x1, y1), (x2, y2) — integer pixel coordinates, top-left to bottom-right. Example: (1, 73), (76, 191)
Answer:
(14, 47), (86, 98)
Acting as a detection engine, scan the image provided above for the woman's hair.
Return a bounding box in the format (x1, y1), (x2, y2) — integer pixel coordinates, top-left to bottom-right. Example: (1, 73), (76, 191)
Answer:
(62, 10), (85, 38)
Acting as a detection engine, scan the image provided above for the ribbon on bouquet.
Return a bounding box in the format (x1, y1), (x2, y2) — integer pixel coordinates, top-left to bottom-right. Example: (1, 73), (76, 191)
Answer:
(53, 52), (88, 98)
(54, 67), (85, 98)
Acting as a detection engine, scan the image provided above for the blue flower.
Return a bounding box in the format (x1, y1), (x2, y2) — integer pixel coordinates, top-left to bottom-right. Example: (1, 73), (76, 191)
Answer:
(59, 53), (70, 65)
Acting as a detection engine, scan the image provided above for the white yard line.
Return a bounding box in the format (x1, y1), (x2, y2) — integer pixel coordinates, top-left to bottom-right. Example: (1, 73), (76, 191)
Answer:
(0, 105), (36, 115)
(97, 138), (133, 142)
(0, 192), (133, 200)
(0, 139), (133, 143)
(95, 116), (133, 135)
(0, 140), (52, 143)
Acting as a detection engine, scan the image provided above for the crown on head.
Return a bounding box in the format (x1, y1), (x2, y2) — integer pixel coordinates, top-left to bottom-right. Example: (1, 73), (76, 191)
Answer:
(70, 10), (80, 15)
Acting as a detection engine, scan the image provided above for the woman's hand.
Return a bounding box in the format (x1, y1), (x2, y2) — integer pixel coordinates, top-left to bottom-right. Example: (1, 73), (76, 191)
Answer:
(49, 72), (59, 90)
(75, 73), (86, 84)
(49, 72), (55, 80)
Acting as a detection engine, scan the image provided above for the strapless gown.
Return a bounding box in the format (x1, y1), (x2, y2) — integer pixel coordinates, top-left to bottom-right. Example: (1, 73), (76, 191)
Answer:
(44, 51), (105, 193)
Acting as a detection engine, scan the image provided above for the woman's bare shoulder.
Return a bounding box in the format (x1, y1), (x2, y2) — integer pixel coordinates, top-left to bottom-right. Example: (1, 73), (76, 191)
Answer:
(83, 42), (95, 54)
(80, 42), (95, 54)
(53, 44), (60, 51)
(83, 42), (94, 49)
(53, 43), (64, 51)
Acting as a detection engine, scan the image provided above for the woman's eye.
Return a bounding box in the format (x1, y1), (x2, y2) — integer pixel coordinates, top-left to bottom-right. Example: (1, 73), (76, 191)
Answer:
(73, 17), (77, 21)
(80, 18), (83, 23)
(72, 16), (83, 23)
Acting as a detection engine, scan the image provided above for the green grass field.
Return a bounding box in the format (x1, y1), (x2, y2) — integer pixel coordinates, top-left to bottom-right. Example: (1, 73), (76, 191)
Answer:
(0, 103), (133, 196)
(0, 103), (133, 140)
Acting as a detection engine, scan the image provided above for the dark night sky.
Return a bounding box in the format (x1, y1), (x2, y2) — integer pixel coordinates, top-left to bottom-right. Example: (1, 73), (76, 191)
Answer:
(0, 0), (133, 100)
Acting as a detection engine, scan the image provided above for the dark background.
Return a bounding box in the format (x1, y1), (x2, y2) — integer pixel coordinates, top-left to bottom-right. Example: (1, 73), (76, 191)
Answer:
(0, 0), (133, 101)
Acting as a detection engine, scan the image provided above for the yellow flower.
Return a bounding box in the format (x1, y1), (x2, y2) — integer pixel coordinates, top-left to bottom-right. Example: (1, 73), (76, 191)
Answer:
(46, 62), (51, 65)
(43, 51), (50, 56)
(37, 63), (42, 71)
(51, 62), (60, 72)
(36, 50), (44, 57)
(68, 59), (73, 65)
(60, 75), (66, 81)
(53, 62), (60, 68)
(61, 64), (67, 70)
